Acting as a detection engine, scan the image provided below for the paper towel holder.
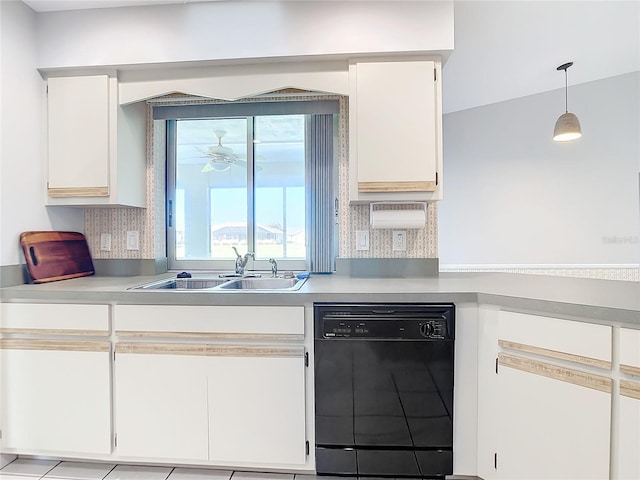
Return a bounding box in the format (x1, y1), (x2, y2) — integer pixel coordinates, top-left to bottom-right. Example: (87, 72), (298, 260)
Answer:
(369, 201), (427, 228)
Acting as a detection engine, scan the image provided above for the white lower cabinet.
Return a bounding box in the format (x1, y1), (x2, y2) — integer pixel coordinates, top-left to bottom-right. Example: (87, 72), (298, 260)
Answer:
(619, 393), (640, 479)
(208, 354), (306, 465)
(114, 351), (209, 461)
(0, 343), (111, 454)
(497, 363), (611, 480)
(0, 303), (111, 455)
(477, 309), (615, 480)
(618, 328), (640, 480)
(114, 344), (307, 467)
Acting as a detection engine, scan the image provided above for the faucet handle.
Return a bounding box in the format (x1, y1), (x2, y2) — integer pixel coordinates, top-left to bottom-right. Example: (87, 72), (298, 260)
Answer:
(268, 258), (278, 277)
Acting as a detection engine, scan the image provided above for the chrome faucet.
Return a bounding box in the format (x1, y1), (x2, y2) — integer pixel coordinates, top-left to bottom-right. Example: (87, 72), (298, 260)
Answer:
(232, 247), (254, 275)
(268, 258), (278, 278)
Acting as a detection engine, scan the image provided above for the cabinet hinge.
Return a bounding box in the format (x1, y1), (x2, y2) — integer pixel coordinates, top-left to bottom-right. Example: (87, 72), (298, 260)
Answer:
(305, 440), (310, 456)
(305, 351), (309, 367)
(494, 452), (498, 469)
(435, 171), (439, 186)
(113, 350), (116, 362)
(114, 433), (117, 447)
(495, 357), (499, 374)
(434, 68), (437, 82)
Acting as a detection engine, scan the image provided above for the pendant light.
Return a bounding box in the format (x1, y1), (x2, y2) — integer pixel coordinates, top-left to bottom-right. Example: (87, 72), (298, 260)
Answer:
(553, 62), (582, 142)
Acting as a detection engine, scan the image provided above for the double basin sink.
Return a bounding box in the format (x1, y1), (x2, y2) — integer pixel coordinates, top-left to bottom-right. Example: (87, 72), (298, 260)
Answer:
(131, 275), (307, 292)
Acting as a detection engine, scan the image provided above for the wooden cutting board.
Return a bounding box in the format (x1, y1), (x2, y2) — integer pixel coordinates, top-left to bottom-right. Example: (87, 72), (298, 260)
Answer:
(20, 231), (95, 283)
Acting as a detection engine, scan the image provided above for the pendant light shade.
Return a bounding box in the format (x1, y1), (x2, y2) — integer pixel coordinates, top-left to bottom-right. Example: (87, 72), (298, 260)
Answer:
(553, 112), (582, 141)
(553, 62), (582, 142)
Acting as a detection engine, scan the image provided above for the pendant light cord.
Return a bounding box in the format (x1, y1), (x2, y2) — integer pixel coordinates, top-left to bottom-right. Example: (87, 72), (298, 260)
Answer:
(564, 68), (568, 113)
(557, 61), (573, 113)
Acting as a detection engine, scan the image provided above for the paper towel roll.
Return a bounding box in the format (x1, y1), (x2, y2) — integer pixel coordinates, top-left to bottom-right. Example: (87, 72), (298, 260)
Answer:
(370, 209), (426, 229)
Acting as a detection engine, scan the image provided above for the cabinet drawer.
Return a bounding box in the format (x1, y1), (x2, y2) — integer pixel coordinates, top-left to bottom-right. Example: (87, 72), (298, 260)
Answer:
(0, 303), (109, 335)
(498, 311), (611, 367)
(621, 327), (640, 368)
(114, 305), (304, 338)
(621, 328), (640, 376)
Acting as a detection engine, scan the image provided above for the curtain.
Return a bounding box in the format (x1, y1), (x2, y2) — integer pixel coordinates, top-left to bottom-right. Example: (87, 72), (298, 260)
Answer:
(306, 114), (335, 273)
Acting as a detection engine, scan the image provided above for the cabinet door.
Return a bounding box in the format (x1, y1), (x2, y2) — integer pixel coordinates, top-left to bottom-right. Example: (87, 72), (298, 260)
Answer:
(619, 328), (640, 479)
(47, 75), (110, 197)
(114, 348), (209, 461)
(619, 388), (640, 479)
(208, 351), (307, 465)
(497, 357), (611, 480)
(349, 59), (440, 202)
(0, 341), (111, 454)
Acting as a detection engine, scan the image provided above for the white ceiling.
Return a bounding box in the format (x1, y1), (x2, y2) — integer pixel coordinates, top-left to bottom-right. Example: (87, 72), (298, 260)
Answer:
(22, 0), (215, 12)
(21, 0), (640, 114)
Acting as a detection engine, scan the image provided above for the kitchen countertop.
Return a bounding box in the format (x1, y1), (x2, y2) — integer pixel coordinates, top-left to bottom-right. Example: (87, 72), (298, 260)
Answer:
(1, 272), (639, 328)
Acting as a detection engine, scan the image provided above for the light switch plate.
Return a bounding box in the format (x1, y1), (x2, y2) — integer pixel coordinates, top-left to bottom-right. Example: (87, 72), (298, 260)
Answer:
(126, 231), (139, 250)
(356, 230), (370, 251)
(392, 230), (407, 251)
(100, 233), (111, 251)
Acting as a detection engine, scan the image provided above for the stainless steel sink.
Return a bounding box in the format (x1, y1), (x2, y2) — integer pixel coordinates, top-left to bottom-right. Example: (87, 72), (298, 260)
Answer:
(217, 277), (307, 291)
(130, 275), (307, 291)
(131, 277), (228, 290)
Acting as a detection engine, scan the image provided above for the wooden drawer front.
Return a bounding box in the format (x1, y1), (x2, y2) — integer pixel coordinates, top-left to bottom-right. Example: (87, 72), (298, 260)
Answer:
(116, 343), (304, 358)
(498, 311), (611, 367)
(0, 303), (109, 335)
(621, 328), (640, 376)
(0, 339), (109, 352)
(498, 353), (612, 394)
(114, 305), (304, 337)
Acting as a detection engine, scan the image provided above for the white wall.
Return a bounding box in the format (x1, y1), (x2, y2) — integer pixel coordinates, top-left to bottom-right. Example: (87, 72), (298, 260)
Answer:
(0, 0), (83, 267)
(1, 0), (453, 270)
(439, 72), (640, 266)
(34, 1), (454, 69)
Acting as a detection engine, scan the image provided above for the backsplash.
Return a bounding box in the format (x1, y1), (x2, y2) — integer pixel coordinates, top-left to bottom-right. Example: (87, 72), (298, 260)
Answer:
(335, 96), (438, 259)
(86, 114), (165, 260)
(85, 93), (438, 265)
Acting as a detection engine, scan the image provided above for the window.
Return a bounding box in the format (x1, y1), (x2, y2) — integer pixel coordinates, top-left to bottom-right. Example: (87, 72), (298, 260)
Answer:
(161, 100), (338, 273)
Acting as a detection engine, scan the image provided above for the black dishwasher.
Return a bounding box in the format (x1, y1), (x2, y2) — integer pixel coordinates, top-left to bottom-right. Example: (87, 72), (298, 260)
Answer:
(314, 303), (455, 478)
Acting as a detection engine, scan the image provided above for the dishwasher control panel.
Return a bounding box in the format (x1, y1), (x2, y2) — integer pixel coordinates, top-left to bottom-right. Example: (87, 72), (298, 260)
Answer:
(315, 303), (455, 340)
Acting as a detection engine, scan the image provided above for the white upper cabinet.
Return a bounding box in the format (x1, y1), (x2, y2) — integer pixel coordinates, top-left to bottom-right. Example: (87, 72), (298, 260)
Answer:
(349, 58), (442, 203)
(46, 75), (146, 207)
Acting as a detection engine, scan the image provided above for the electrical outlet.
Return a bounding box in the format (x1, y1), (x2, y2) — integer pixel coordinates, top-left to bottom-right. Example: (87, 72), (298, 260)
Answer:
(392, 230), (407, 251)
(126, 231), (140, 250)
(356, 230), (370, 251)
(100, 233), (112, 251)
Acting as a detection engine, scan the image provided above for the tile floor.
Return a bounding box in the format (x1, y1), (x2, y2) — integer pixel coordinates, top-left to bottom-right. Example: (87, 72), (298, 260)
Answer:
(0, 458), (328, 480)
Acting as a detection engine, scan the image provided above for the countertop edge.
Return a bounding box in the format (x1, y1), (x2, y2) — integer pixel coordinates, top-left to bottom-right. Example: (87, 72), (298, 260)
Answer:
(1, 273), (639, 329)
